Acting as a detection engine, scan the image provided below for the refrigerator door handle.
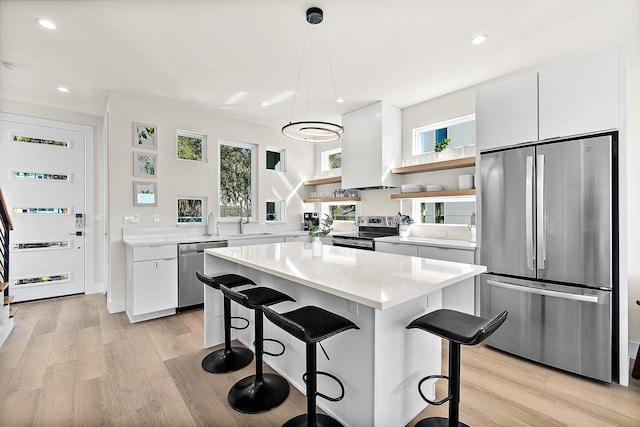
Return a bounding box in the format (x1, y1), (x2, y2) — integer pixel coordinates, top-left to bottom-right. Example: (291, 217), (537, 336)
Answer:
(525, 155), (535, 270)
(536, 154), (546, 270)
(486, 279), (599, 303)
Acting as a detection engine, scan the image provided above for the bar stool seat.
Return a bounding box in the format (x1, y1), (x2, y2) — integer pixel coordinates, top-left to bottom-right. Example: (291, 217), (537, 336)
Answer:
(263, 305), (359, 427)
(219, 284), (296, 414)
(196, 272), (255, 373)
(407, 309), (508, 427)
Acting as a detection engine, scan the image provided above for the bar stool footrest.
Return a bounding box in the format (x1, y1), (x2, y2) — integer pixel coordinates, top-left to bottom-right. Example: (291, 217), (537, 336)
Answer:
(261, 338), (286, 357)
(303, 371), (345, 402)
(418, 374), (450, 406)
(230, 316), (250, 330)
(283, 413), (344, 427)
(416, 417), (470, 427)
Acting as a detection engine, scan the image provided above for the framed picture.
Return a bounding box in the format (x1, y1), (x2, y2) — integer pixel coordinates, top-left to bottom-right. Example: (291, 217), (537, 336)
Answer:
(133, 122), (157, 149)
(133, 181), (158, 206)
(133, 152), (157, 177)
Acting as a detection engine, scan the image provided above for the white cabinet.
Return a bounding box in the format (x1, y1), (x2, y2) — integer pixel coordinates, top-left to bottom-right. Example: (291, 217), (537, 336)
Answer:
(476, 73), (539, 151)
(125, 244), (178, 323)
(539, 47), (618, 140)
(417, 246), (476, 315)
(476, 47), (619, 151)
(376, 241), (418, 256)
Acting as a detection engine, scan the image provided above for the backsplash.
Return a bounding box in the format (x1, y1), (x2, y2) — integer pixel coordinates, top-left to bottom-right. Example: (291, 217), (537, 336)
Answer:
(407, 223), (473, 241)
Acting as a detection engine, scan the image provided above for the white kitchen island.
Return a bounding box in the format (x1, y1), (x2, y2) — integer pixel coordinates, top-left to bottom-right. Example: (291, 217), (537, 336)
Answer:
(204, 242), (486, 427)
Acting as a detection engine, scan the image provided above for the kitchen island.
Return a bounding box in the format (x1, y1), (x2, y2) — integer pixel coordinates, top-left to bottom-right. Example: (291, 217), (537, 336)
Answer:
(204, 242), (486, 427)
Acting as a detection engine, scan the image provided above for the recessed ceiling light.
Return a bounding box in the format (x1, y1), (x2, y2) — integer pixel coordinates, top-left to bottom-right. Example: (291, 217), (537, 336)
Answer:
(37, 18), (56, 30)
(260, 101), (269, 107)
(471, 34), (487, 45)
(336, 98), (344, 104)
(0, 61), (19, 70)
(57, 86), (69, 93)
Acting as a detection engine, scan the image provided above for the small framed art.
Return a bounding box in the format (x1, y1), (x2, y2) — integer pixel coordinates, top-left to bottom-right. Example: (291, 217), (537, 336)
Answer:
(133, 152), (157, 177)
(133, 181), (158, 206)
(133, 122), (157, 149)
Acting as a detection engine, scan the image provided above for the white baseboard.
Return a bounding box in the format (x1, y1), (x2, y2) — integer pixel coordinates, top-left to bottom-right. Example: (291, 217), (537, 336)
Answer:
(107, 298), (125, 314)
(0, 319), (15, 349)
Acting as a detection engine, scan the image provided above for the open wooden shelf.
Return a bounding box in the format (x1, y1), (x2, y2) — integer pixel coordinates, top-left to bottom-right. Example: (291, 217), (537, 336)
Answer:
(9, 306), (17, 318)
(303, 196), (361, 203)
(4, 295), (14, 306)
(0, 282), (8, 292)
(304, 176), (342, 186)
(391, 189), (476, 199)
(391, 157), (475, 175)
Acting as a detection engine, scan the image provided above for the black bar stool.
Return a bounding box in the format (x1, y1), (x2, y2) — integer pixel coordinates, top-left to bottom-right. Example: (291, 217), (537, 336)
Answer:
(196, 271), (255, 373)
(407, 309), (508, 427)
(262, 305), (360, 427)
(219, 284), (296, 414)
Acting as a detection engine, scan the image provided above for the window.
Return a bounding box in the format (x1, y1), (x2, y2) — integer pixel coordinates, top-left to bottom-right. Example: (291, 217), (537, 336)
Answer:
(328, 204), (356, 221)
(266, 200), (284, 222)
(12, 171), (70, 181)
(219, 140), (257, 220)
(413, 114), (476, 155)
(413, 197), (476, 225)
(266, 148), (285, 171)
(12, 134), (68, 147)
(321, 147), (342, 171)
(177, 197), (206, 224)
(177, 130), (206, 162)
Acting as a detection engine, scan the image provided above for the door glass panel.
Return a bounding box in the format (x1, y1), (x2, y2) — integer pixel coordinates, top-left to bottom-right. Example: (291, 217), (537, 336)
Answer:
(13, 241), (70, 250)
(14, 273), (70, 286)
(12, 134), (69, 147)
(12, 171), (70, 181)
(13, 207), (70, 215)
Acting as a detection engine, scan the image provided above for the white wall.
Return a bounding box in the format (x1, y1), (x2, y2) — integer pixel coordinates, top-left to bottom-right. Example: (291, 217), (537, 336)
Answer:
(106, 91), (314, 312)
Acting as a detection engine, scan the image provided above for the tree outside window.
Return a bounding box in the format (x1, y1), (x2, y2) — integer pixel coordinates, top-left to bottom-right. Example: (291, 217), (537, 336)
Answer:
(219, 142), (255, 219)
(177, 198), (204, 224)
(177, 131), (206, 161)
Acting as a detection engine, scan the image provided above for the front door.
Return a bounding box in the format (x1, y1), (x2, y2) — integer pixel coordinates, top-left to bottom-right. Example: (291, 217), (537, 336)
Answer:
(0, 117), (87, 302)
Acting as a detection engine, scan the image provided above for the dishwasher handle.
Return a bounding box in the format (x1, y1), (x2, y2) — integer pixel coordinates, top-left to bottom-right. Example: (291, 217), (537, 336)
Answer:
(487, 279), (599, 303)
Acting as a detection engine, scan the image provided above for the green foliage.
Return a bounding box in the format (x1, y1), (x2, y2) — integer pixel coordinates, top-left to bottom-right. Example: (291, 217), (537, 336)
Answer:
(177, 199), (203, 223)
(177, 135), (203, 161)
(220, 145), (252, 217)
(328, 152), (342, 169)
(434, 137), (451, 153)
(308, 214), (334, 237)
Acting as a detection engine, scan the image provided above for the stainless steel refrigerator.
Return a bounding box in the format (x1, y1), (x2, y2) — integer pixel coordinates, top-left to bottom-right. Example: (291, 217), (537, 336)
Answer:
(479, 132), (618, 383)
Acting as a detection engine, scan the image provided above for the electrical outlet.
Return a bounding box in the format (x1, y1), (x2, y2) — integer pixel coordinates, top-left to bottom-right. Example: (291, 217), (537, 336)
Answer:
(153, 213), (161, 223)
(95, 213), (104, 222)
(189, 228), (198, 235)
(123, 214), (139, 224)
(438, 230), (448, 237)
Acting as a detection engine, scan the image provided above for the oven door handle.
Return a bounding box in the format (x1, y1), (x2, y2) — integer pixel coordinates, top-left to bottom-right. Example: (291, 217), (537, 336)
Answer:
(487, 279), (599, 303)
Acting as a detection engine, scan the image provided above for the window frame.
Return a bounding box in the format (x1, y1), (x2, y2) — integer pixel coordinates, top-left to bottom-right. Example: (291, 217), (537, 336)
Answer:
(410, 196), (476, 225)
(266, 147), (286, 172)
(323, 201), (357, 223)
(177, 196), (207, 226)
(218, 139), (257, 222)
(265, 200), (285, 223)
(412, 114), (475, 156)
(177, 130), (207, 162)
(321, 147), (342, 172)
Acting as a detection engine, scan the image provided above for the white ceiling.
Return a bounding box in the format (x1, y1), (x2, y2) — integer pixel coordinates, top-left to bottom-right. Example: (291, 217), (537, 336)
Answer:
(0, 1), (636, 130)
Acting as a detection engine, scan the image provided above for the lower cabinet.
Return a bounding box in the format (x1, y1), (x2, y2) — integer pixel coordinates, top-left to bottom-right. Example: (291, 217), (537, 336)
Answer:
(125, 244), (178, 323)
(376, 242), (476, 314)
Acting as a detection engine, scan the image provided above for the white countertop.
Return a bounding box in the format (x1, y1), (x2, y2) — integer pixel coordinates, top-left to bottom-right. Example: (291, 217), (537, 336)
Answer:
(122, 231), (308, 247)
(375, 235), (477, 250)
(205, 241), (485, 310)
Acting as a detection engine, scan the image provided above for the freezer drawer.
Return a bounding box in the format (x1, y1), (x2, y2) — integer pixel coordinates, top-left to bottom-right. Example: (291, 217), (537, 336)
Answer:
(480, 274), (612, 382)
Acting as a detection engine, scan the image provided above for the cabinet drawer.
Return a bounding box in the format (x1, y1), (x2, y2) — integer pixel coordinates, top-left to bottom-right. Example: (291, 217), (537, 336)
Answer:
(417, 246), (474, 263)
(133, 244), (177, 262)
(376, 242), (418, 256)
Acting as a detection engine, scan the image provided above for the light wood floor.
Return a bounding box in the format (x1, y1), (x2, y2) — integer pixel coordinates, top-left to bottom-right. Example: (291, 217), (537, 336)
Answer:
(0, 293), (638, 426)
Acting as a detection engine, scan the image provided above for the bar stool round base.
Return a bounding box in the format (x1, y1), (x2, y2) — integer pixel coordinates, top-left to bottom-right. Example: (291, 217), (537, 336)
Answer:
(416, 417), (470, 427)
(201, 347), (253, 374)
(283, 413), (344, 427)
(228, 373), (290, 413)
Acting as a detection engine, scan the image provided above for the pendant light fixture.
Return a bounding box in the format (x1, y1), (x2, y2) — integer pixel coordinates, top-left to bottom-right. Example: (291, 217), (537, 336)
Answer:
(282, 7), (343, 143)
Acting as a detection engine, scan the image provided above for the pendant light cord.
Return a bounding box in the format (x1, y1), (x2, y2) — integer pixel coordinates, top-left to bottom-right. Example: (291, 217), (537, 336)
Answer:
(321, 24), (342, 116)
(289, 25), (312, 123)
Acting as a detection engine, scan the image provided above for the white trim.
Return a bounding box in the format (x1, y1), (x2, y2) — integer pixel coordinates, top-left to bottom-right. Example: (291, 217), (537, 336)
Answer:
(412, 113), (475, 155)
(176, 129), (207, 162)
(0, 112), (96, 297)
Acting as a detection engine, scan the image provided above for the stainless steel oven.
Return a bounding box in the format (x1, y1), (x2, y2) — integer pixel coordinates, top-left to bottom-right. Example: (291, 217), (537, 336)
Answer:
(332, 216), (398, 251)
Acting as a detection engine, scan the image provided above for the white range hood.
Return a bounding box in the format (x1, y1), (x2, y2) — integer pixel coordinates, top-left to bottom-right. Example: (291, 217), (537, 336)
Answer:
(341, 101), (402, 190)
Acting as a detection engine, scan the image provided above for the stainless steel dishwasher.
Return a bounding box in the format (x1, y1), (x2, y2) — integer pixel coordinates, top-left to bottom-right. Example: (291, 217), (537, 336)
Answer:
(178, 241), (227, 310)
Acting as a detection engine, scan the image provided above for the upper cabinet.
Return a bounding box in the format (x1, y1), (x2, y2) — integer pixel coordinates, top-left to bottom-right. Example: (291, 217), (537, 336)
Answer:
(538, 47), (618, 140)
(476, 73), (539, 151)
(341, 101), (402, 189)
(476, 47), (619, 152)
